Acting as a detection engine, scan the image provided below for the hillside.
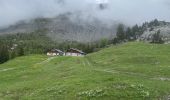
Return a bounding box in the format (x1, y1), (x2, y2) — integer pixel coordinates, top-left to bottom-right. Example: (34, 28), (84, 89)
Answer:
(0, 13), (117, 42)
(0, 42), (170, 99)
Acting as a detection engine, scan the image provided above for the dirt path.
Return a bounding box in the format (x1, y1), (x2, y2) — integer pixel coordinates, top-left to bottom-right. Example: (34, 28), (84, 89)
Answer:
(93, 65), (170, 81)
(94, 69), (118, 74)
(0, 68), (15, 72)
(0, 57), (56, 72)
(85, 58), (170, 81)
(36, 57), (56, 65)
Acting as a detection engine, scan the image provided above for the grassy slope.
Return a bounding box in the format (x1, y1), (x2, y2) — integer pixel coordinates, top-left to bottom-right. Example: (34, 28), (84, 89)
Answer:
(0, 42), (170, 100)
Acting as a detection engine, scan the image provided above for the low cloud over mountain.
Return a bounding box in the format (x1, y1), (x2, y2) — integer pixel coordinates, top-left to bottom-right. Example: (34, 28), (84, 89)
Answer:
(0, 0), (170, 28)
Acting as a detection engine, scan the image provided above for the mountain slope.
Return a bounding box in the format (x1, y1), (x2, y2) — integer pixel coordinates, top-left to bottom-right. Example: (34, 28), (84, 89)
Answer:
(0, 42), (170, 99)
(140, 21), (170, 42)
(0, 13), (117, 42)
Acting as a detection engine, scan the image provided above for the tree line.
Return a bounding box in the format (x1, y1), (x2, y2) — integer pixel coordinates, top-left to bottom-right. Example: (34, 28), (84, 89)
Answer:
(0, 19), (166, 64)
(0, 31), (113, 64)
(115, 19), (165, 43)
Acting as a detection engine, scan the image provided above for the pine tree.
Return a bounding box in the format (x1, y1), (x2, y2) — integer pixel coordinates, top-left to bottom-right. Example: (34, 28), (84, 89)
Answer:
(151, 30), (164, 44)
(0, 44), (9, 64)
(18, 46), (24, 56)
(116, 24), (125, 41)
(131, 24), (139, 39)
(125, 27), (132, 40)
(9, 50), (17, 59)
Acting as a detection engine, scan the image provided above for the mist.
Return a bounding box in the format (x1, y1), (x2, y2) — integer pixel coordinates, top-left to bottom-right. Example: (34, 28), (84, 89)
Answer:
(0, 0), (170, 28)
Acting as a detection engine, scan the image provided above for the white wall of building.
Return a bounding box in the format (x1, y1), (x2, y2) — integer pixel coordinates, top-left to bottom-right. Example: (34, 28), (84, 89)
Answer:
(47, 52), (60, 56)
(47, 52), (84, 57)
(65, 52), (84, 57)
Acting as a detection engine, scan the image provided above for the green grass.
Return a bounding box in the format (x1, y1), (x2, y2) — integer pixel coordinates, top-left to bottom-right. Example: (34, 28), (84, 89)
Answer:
(0, 42), (170, 100)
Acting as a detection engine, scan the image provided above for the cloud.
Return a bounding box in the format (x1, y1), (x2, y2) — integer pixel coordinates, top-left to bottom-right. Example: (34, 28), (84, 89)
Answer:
(0, 0), (170, 28)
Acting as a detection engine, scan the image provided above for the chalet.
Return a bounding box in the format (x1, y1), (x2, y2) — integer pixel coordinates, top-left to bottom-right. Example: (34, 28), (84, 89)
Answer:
(47, 49), (64, 56)
(65, 48), (86, 57)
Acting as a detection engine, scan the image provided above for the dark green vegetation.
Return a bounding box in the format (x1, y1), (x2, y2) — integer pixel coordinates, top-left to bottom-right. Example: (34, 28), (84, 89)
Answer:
(0, 43), (9, 64)
(0, 19), (167, 64)
(115, 19), (168, 42)
(0, 42), (170, 99)
(0, 30), (113, 64)
(151, 30), (164, 44)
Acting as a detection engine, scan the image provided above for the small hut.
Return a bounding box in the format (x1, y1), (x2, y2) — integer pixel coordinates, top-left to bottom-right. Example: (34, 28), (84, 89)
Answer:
(47, 49), (64, 56)
(65, 48), (86, 57)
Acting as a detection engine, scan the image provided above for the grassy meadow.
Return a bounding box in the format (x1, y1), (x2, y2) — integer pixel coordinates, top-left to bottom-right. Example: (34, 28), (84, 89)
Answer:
(0, 42), (170, 100)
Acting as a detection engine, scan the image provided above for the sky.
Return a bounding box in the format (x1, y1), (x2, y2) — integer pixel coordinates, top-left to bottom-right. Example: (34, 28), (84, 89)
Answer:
(0, 0), (170, 28)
